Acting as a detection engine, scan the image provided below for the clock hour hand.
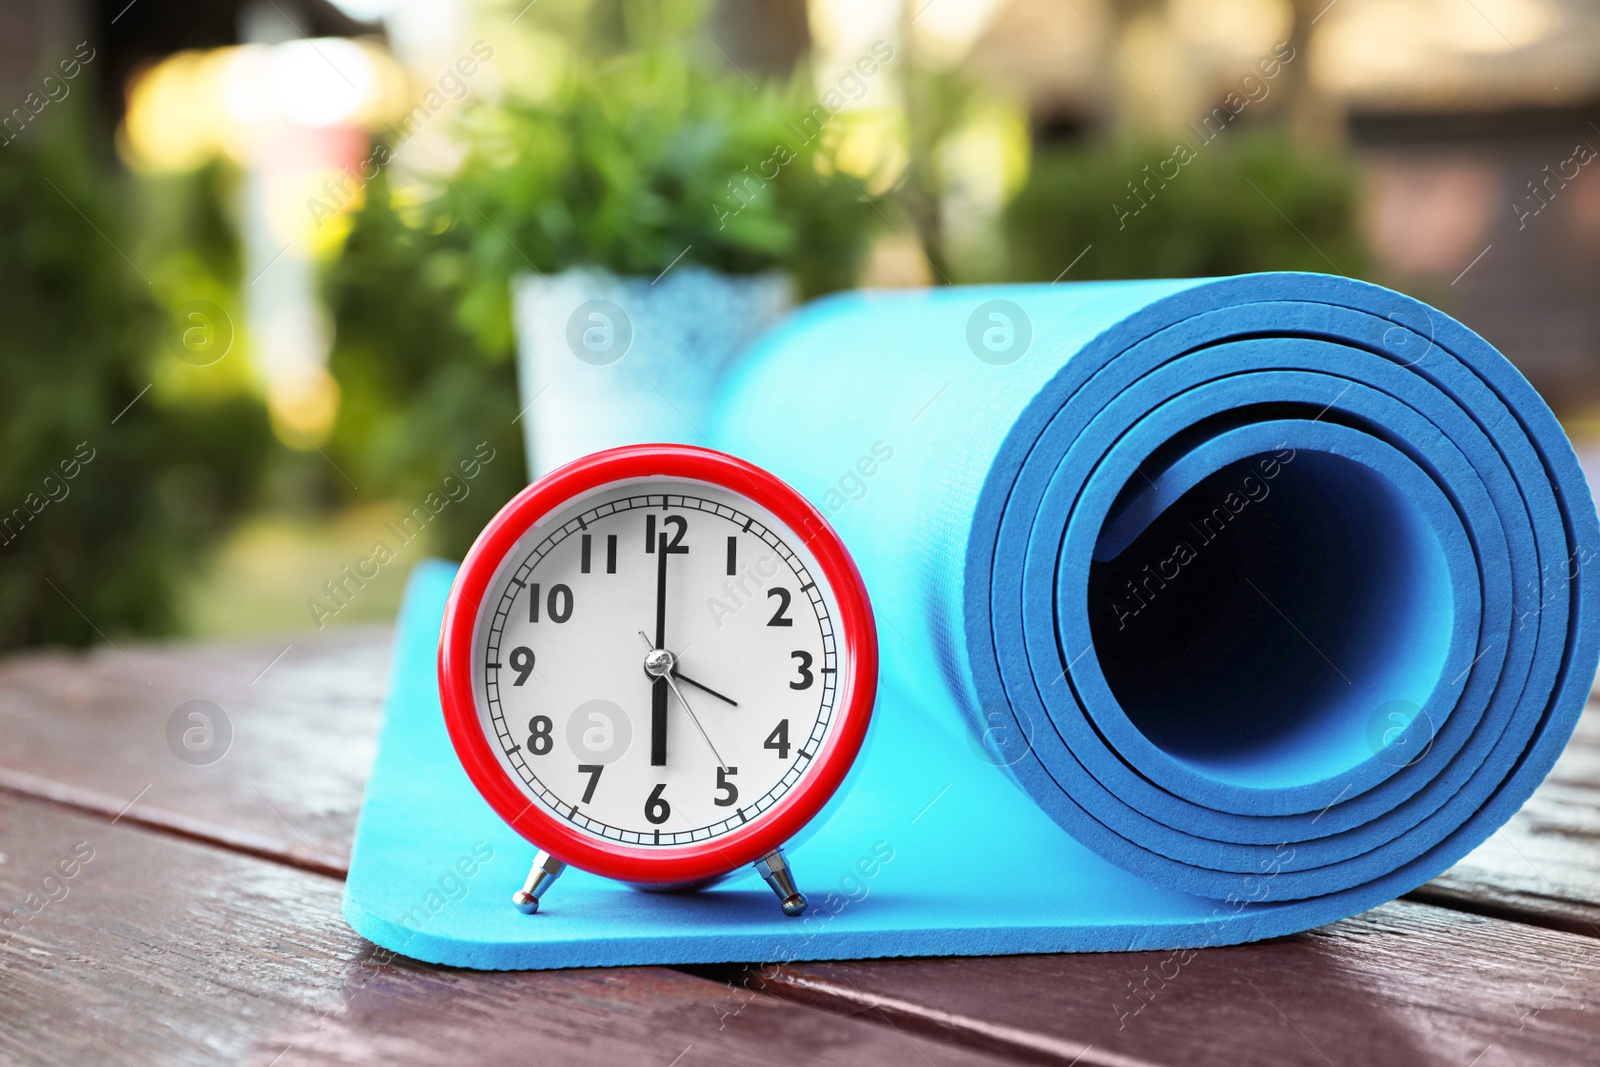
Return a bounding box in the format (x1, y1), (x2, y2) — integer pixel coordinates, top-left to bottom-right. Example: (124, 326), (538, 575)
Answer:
(650, 670), (668, 766)
(672, 669), (738, 708)
(634, 631), (739, 708)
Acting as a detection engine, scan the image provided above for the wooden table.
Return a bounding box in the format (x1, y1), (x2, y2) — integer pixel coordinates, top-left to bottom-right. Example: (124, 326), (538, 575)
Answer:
(3, 626), (1599, 1066)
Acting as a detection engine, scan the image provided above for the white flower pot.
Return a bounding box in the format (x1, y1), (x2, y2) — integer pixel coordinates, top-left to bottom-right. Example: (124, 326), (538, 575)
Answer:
(512, 266), (794, 478)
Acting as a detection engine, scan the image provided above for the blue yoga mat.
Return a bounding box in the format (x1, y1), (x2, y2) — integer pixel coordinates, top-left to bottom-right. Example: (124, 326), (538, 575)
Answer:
(346, 561), (1425, 970)
(344, 273), (1600, 969)
(713, 271), (1600, 911)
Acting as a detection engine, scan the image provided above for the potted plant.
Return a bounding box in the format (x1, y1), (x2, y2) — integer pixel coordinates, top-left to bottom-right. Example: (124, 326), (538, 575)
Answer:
(439, 31), (879, 477)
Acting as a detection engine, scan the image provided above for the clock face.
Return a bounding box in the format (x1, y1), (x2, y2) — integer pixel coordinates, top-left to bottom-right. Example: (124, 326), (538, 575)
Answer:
(471, 477), (848, 850)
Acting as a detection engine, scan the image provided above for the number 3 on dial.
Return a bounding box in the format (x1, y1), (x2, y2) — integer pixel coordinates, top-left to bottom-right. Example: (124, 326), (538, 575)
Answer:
(439, 444), (878, 918)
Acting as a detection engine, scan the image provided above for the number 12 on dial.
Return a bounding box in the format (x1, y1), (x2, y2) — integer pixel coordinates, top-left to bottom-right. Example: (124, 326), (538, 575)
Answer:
(439, 444), (878, 917)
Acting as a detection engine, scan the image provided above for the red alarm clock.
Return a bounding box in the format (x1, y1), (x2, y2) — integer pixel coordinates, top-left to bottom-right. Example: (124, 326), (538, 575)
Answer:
(439, 444), (877, 916)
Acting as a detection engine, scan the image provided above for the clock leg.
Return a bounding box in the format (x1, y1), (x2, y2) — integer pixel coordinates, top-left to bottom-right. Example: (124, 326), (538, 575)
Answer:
(512, 850), (567, 915)
(754, 848), (808, 918)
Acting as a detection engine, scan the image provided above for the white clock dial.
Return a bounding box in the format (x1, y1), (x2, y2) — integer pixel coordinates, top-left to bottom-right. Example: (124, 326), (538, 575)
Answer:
(473, 478), (847, 847)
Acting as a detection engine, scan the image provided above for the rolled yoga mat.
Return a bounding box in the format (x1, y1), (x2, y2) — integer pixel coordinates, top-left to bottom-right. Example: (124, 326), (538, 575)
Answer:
(712, 271), (1600, 921)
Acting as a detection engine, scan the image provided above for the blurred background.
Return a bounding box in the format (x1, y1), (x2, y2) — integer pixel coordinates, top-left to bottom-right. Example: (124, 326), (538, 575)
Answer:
(3, 0), (1598, 648)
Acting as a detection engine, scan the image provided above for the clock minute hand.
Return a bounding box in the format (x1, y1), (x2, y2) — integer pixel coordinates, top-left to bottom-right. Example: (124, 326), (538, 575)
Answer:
(653, 530), (668, 650)
(649, 532), (669, 766)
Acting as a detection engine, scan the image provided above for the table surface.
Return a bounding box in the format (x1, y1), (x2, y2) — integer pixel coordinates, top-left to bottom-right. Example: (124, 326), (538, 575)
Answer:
(2, 625), (1599, 1066)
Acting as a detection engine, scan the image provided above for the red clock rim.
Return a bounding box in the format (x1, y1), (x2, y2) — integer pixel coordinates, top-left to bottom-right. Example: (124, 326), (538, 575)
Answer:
(438, 443), (878, 885)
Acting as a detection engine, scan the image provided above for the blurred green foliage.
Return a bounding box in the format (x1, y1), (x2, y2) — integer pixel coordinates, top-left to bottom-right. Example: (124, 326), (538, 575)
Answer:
(0, 117), (270, 647)
(323, 4), (878, 550)
(323, 167), (526, 559)
(440, 7), (878, 351)
(896, 64), (979, 285)
(1004, 132), (1366, 281)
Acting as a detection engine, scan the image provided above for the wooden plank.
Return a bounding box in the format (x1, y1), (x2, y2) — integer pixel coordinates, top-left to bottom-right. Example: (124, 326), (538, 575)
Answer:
(4, 628), (1598, 935)
(1411, 709), (1600, 935)
(4, 627), (1600, 924)
(5, 629), (1600, 1062)
(0, 794), (1011, 1067)
(3, 630), (1600, 1062)
(0, 627), (390, 873)
(725, 898), (1600, 1067)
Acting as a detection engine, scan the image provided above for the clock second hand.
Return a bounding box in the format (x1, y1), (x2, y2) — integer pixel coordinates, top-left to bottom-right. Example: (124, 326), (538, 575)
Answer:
(664, 673), (730, 772)
(638, 631), (729, 770)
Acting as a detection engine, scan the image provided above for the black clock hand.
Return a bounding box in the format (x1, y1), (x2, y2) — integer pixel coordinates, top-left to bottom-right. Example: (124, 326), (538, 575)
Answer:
(654, 530), (668, 650)
(650, 531), (668, 766)
(672, 669), (739, 707)
(636, 630), (739, 708)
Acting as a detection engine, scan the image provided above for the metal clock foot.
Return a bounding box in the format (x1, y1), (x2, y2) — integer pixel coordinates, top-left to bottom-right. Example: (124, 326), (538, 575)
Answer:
(512, 850), (567, 914)
(754, 848), (807, 917)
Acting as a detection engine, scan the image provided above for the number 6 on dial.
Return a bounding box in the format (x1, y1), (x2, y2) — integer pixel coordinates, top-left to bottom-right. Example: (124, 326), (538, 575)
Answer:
(439, 444), (878, 918)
